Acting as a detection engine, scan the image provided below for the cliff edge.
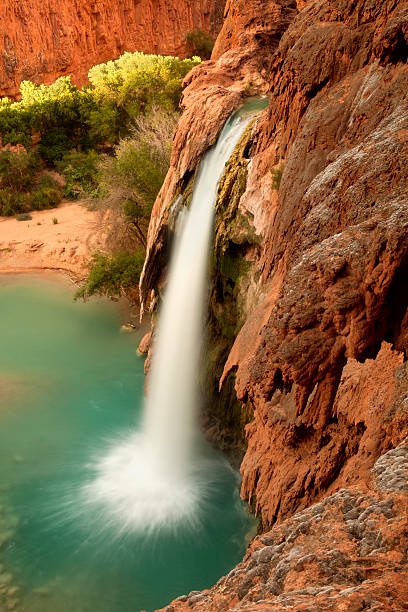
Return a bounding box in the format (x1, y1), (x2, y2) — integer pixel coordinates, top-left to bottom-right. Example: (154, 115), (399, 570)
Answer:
(142, 0), (408, 608)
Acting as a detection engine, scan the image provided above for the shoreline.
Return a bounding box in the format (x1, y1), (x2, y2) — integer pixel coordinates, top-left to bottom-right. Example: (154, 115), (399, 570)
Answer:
(0, 268), (143, 331)
(0, 201), (105, 278)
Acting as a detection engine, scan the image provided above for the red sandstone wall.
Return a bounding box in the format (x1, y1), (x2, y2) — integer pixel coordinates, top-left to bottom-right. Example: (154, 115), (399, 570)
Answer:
(140, 0), (408, 607)
(0, 0), (226, 97)
(142, 0), (408, 529)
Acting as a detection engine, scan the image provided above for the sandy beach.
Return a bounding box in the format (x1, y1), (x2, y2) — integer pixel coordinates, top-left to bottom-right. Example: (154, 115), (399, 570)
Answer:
(0, 201), (106, 279)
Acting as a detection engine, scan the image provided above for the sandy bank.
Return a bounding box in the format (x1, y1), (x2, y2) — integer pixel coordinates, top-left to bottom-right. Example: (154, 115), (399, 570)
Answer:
(0, 202), (106, 279)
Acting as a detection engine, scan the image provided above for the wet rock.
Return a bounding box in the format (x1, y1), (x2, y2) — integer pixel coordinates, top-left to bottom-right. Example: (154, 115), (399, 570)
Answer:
(137, 332), (152, 355)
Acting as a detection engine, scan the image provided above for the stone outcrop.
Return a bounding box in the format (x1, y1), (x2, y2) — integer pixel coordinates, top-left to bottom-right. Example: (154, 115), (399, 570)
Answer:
(142, 0), (408, 608)
(0, 0), (226, 98)
(140, 0), (297, 311)
(221, 0), (408, 527)
(159, 439), (408, 611)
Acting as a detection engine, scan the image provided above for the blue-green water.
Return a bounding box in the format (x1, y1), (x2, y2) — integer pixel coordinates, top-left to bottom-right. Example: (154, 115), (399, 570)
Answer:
(0, 275), (255, 612)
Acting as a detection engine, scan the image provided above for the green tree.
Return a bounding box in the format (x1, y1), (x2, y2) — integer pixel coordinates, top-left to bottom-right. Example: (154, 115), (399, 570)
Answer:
(186, 29), (214, 59)
(75, 251), (145, 299)
(99, 105), (178, 248)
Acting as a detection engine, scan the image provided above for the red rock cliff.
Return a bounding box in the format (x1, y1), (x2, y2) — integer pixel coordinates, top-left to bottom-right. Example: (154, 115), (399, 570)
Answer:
(0, 0), (226, 97)
(142, 0), (408, 608)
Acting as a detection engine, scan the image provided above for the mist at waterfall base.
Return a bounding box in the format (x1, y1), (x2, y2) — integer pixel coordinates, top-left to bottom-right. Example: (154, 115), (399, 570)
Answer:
(81, 102), (263, 537)
(0, 276), (256, 612)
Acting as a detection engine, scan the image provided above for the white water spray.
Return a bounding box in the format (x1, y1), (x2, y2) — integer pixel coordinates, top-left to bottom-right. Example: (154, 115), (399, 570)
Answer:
(82, 103), (263, 533)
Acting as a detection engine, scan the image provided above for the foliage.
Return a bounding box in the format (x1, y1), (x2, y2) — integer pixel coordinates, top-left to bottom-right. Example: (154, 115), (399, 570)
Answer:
(0, 190), (27, 216)
(0, 150), (62, 215)
(56, 150), (102, 200)
(0, 149), (40, 191)
(52, 217), (58, 224)
(88, 52), (199, 130)
(186, 29), (214, 59)
(75, 251), (145, 299)
(29, 175), (62, 210)
(0, 52), (200, 162)
(99, 105), (178, 248)
(30, 186), (61, 211)
(0, 77), (97, 162)
(270, 162), (284, 190)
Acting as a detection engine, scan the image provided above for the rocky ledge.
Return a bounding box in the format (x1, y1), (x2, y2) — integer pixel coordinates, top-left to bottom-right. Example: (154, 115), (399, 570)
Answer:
(160, 439), (408, 611)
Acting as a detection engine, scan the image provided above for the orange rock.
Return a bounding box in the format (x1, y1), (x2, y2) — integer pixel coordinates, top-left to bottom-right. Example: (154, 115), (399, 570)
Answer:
(138, 331), (152, 355)
(0, 0), (226, 98)
(141, 0), (408, 608)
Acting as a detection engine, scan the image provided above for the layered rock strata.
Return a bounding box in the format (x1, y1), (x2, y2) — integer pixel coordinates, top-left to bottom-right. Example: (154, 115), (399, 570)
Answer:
(0, 0), (226, 97)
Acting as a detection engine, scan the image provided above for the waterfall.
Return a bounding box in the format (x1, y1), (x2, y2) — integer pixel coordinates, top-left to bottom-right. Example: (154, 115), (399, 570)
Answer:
(143, 109), (256, 478)
(82, 102), (265, 534)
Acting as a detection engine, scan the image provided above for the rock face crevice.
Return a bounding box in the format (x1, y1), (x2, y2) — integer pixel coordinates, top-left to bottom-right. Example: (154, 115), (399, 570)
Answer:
(0, 0), (227, 97)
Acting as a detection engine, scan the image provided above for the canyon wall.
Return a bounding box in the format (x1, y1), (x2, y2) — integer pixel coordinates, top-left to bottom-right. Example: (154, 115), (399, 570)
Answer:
(0, 0), (226, 98)
(141, 0), (408, 608)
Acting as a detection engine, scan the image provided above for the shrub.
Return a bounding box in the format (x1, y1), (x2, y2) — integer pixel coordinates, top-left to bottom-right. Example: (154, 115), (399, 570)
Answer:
(99, 105), (178, 248)
(56, 150), (101, 200)
(30, 186), (62, 210)
(75, 251), (145, 299)
(52, 217), (58, 224)
(0, 149), (40, 192)
(186, 29), (214, 59)
(0, 188), (29, 216)
(0, 188), (18, 215)
(0, 157), (62, 215)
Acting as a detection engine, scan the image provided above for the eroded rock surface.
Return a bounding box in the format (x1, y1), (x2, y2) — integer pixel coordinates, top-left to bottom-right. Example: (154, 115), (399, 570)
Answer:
(143, 0), (408, 522)
(159, 440), (408, 611)
(0, 0), (226, 97)
(222, 0), (408, 527)
(141, 0), (408, 608)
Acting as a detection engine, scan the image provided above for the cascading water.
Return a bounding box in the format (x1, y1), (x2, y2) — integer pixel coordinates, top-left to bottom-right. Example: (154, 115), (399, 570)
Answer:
(82, 101), (266, 534)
